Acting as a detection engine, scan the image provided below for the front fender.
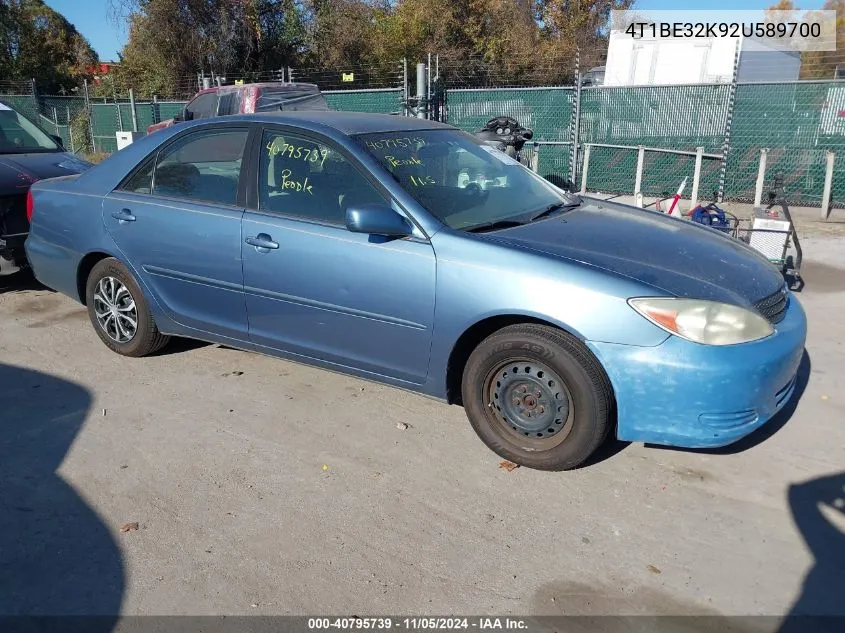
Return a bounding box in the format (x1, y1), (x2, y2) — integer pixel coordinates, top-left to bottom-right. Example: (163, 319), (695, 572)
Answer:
(421, 231), (670, 399)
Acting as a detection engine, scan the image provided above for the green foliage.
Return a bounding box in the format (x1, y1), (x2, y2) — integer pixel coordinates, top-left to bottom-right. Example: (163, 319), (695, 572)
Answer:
(70, 109), (92, 153)
(106, 0), (620, 95)
(111, 0), (310, 97)
(0, 0), (98, 92)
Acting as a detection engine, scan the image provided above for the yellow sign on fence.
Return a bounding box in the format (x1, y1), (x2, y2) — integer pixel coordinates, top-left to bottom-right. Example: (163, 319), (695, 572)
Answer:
(342, 73), (354, 83)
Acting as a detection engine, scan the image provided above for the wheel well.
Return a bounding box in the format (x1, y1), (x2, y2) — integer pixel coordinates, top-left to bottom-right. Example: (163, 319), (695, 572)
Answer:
(76, 252), (112, 305)
(446, 315), (569, 405)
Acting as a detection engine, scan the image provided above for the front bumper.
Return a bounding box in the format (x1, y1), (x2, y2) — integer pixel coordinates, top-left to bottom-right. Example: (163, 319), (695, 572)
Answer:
(588, 295), (807, 448)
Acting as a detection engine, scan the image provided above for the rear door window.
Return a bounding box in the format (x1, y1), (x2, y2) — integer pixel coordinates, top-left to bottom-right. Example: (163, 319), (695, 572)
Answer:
(151, 128), (248, 206)
(217, 91), (240, 116)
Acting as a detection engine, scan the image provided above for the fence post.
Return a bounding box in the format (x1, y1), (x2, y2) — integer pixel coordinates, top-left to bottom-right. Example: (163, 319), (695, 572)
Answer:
(84, 79), (95, 154)
(67, 106), (74, 153)
(112, 79), (123, 132)
(821, 150), (836, 220)
(415, 62), (426, 119)
(129, 88), (138, 133)
(718, 41), (741, 203)
(569, 48), (582, 185)
(689, 146), (704, 211)
(427, 53), (432, 119)
(152, 94), (159, 124)
(52, 107), (59, 136)
(634, 145), (645, 205)
(29, 78), (39, 121)
(753, 148), (769, 207)
(580, 143), (592, 194)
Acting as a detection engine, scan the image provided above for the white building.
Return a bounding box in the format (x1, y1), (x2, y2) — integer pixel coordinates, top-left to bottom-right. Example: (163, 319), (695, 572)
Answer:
(602, 30), (801, 86)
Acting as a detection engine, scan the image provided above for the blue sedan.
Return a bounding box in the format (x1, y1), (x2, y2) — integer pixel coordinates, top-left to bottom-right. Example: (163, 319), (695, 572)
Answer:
(25, 112), (807, 470)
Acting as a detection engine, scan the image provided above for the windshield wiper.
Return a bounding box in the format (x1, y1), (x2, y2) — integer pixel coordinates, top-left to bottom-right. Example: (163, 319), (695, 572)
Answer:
(529, 199), (581, 222)
(463, 219), (526, 233)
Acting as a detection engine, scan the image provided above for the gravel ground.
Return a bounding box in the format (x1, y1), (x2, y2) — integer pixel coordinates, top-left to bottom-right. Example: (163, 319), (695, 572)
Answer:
(1, 234), (843, 621)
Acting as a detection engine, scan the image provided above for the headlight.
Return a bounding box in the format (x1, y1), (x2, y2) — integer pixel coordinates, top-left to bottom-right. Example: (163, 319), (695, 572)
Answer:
(628, 298), (774, 346)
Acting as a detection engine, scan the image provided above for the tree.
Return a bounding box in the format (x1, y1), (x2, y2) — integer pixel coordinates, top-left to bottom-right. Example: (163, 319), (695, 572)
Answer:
(105, 0), (624, 93)
(767, 0), (845, 80)
(111, 0), (308, 96)
(797, 0), (845, 79)
(300, 0), (382, 67)
(536, 0), (633, 69)
(0, 0), (98, 92)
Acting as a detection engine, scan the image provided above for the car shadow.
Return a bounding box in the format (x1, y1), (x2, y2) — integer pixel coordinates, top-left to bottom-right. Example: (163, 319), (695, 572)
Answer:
(0, 363), (123, 628)
(779, 471), (845, 633)
(646, 349), (811, 456)
(0, 269), (52, 294)
(148, 336), (211, 356)
(579, 436), (631, 469)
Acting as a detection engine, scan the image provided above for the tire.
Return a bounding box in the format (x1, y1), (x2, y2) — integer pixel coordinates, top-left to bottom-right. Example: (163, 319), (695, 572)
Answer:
(85, 257), (170, 357)
(461, 324), (613, 471)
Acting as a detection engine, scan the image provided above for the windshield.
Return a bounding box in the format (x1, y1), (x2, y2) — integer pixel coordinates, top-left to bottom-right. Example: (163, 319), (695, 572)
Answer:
(0, 105), (60, 153)
(354, 129), (569, 230)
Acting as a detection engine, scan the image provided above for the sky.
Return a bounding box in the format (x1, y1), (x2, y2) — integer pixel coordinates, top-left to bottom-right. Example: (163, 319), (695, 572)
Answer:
(45, 0), (829, 62)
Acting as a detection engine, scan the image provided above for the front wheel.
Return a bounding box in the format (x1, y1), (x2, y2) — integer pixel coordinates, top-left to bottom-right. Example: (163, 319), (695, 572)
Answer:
(461, 324), (614, 471)
(85, 257), (170, 357)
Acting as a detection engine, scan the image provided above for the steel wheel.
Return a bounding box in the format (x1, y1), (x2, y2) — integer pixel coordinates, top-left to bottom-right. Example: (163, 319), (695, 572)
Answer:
(484, 357), (574, 450)
(92, 276), (138, 344)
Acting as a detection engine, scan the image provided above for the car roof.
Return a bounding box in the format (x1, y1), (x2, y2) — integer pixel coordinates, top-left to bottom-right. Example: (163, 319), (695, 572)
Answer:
(190, 111), (457, 135)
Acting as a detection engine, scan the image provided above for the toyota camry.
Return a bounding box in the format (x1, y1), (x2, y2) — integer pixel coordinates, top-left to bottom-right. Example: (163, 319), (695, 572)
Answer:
(25, 112), (807, 470)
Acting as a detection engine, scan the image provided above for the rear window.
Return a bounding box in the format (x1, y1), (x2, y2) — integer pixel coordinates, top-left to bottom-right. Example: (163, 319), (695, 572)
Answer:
(217, 91), (241, 116)
(255, 88), (329, 112)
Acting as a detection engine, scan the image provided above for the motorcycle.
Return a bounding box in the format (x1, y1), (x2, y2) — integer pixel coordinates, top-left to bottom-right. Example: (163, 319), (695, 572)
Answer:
(474, 116), (575, 192)
(474, 116), (533, 161)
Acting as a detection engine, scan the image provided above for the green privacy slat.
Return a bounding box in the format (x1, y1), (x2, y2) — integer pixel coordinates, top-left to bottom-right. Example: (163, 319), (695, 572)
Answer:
(12, 80), (845, 208)
(447, 88), (574, 142)
(324, 91), (399, 113)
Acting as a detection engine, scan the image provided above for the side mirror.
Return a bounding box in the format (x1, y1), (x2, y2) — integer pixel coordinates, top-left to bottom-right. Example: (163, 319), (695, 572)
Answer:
(345, 204), (413, 237)
(50, 134), (64, 148)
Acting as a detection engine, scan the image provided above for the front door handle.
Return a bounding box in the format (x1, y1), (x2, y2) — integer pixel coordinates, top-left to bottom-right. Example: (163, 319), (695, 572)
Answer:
(245, 233), (279, 251)
(111, 208), (136, 223)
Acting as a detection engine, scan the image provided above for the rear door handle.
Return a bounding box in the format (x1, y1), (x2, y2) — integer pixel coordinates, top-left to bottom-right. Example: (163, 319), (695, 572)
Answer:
(245, 233), (279, 250)
(111, 208), (136, 223)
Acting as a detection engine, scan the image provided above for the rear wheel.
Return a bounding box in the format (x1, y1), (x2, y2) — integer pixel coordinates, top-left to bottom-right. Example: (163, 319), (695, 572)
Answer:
(85, 258), (169, 357)
(461, 324), (613, 471)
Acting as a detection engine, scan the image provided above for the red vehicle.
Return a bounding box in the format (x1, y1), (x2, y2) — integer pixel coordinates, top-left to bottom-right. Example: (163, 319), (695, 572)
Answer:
(146, 82), (329, 134)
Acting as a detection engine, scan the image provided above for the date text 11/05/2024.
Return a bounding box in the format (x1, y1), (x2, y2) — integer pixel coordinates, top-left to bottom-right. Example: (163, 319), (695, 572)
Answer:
(307, 618), (528, 630)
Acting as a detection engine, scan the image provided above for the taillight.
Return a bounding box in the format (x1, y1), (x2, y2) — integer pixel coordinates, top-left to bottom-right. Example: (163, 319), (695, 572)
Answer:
(26, 189), (34, 222)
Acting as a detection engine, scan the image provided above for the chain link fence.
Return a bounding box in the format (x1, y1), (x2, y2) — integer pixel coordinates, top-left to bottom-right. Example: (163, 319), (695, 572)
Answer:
(5, 62), (845, 210)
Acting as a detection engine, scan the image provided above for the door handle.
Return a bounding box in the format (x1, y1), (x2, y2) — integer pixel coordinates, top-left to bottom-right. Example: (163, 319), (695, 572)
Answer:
(111, 208), (136, 222)
(245, 233), (279, 250)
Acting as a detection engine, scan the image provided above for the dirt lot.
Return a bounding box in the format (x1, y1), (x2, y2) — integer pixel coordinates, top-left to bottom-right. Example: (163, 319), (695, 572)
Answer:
(1, 234), (844, 621)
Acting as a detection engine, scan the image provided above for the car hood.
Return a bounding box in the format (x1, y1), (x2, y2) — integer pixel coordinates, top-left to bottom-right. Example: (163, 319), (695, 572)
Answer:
(0, 152), (92, 190)
(481, 199), (785, 305)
